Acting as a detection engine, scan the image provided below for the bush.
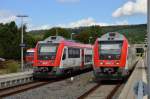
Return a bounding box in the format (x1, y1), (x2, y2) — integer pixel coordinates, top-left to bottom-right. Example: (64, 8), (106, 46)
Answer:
(5, 60), (20, 73)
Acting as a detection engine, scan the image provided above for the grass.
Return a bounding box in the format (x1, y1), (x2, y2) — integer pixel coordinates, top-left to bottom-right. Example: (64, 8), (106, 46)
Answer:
(0, 60), (20, 74)
(0, 69), (7, 74)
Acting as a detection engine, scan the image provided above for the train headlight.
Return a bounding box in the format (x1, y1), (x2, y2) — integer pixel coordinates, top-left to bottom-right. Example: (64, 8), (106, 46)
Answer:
(116, 62), (119, 65)
(115, 61), (119, 65)
(100, 62), (103, 65)
(42, 62), (48, 65)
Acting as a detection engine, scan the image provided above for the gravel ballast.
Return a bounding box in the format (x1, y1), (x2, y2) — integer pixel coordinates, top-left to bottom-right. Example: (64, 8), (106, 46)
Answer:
(4, 71), (97, 99)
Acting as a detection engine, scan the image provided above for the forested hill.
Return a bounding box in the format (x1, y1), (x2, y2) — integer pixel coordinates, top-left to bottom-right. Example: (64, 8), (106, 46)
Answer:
(101, 24), (147, 43)
(28, 24), (147, 44)
(0, 21), (146, 59)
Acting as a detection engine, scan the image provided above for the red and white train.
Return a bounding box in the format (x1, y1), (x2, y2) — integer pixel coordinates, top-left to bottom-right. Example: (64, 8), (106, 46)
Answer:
(33, 36), (93, 78)
(93, 32), (137, 80)
(25, 48), (35, 65)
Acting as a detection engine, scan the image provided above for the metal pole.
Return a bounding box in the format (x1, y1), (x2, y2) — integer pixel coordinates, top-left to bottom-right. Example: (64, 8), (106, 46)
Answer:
(71, 33), (74, 40)
(56, 28), (58, 36)
(147, 0), (150, 98)
(21, 17), (24, 72)
(89, 36), (92, 43)
(17, 15), (28, 72)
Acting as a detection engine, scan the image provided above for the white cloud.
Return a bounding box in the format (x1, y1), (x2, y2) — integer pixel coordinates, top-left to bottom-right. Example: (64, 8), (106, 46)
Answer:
(27, 24), (52, 31)
(57, 0), (80, 3)
(57, 17), (109, 28)
(115, 20), (129, 25)
(27, 17), (129, 31)
(112, 0), (147, 17)
(28, 17), (105, 31)
(0, 10), (17, 23)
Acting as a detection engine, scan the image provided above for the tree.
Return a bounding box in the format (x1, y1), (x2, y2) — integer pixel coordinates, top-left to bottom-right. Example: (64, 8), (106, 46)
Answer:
(76, 25), (102, 44)
(0, 22), (20, 59)
(0, 21), (36, 59)
(43, 27), (70, 39)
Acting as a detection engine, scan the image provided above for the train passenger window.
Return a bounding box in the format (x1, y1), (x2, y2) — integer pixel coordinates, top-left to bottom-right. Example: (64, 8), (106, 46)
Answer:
(68, 48), (80, 58)
(62, 49), (66, 60)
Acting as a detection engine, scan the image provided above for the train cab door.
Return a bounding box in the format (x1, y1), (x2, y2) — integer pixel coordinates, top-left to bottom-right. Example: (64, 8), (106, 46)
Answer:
(81, 49), (84, 69)
(61, 48), (67, 68)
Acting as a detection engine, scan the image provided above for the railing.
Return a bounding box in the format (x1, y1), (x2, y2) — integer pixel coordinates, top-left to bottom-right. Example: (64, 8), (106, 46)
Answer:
(0, 71), (33, 89)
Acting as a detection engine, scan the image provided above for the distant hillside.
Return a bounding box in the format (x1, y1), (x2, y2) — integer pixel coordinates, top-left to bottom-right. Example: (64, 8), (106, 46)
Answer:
(28, 24), (147, 44)
(101, 24), (147, 43)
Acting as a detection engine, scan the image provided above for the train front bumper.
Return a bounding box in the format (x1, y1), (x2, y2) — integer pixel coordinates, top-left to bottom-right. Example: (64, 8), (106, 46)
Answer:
(93, 67), (128, 80)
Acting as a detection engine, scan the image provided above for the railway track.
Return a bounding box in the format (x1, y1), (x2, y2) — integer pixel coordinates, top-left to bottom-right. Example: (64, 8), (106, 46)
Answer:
(0, 68), (92, 98)
(78, 82), (122, 99)
(0, 81), (49, 98)
(0, 61), (138, 98)
(77, 61), (139, 99)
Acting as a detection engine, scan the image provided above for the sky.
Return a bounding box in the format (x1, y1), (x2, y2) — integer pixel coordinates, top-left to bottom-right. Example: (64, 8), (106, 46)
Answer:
(0, 0), (147, 31)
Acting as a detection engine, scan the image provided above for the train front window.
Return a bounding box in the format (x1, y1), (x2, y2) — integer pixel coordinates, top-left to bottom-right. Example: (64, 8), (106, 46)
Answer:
(38, 44), (58, 60)
(40, 46), (57, 53)
(99, 41), (122, 60)
(100, 44), (121, 54)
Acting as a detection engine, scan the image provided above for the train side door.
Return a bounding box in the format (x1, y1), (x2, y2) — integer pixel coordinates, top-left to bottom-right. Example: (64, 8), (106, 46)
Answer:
(62, 47), (73, 68)
(81, 49), (84, 68)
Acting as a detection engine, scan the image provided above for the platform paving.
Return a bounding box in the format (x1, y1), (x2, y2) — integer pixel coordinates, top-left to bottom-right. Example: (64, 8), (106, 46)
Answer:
(118, 58), (148, 99)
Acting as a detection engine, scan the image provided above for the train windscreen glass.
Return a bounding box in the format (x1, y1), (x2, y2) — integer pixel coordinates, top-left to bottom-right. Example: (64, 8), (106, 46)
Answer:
(40, 46), (57, 53)
(38, 44), (58, 60)
(99, 41), (122, 60)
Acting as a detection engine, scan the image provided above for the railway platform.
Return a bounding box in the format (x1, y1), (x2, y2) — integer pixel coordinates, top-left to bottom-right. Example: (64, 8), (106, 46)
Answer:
(118, 58), (148, 99)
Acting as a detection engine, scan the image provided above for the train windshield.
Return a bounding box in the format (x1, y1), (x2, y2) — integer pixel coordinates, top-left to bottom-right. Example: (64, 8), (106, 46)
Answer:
(40, 46), (57, 53)
(99, 41), (123, 60)
(38, 43), (58, 60)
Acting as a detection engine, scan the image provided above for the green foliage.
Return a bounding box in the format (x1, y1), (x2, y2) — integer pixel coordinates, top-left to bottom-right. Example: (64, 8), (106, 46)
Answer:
(5, 60), (19, 73)
(43, 27), (70, 39)
(0, 22), (20, 59)
(101, 24), (147, 44)
(70, 25), (102, 44)
(0, 21), (36, 59)
(29, 24), (146, 44)
(24, 34), (36, 48)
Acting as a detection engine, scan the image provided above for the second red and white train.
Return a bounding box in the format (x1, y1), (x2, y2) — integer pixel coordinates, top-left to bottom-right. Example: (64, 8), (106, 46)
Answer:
(93, 32), (137, 80)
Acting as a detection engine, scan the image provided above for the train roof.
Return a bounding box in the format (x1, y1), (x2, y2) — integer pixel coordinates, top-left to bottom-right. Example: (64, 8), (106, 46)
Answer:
(63, 40), (93, 49)
(38, 36), (93, 49)
(98, 32), (126, 41)
(26, 48), (34, 52)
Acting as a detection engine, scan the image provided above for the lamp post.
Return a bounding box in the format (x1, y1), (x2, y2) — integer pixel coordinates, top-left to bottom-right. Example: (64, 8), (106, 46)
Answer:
(71, 33), (75, 40)
(89, 36), (93, 43)
(55, 27), (58, 36)
(17, 15), (28, 72)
